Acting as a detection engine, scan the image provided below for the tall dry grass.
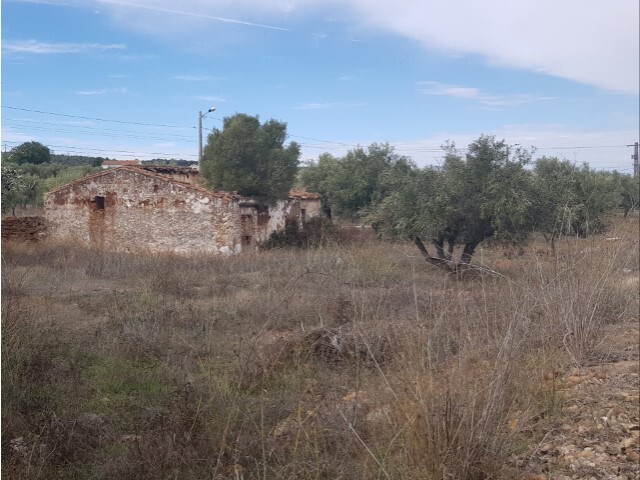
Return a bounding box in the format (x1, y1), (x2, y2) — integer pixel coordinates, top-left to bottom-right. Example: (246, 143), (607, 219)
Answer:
(2, 216), (637, 479)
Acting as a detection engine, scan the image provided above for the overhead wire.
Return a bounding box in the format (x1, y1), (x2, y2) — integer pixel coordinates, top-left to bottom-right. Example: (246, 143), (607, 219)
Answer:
(2, 105), (635, 161)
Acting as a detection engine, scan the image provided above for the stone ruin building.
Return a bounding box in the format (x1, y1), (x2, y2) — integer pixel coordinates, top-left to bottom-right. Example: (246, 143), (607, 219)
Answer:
(43, 165), (322, 255)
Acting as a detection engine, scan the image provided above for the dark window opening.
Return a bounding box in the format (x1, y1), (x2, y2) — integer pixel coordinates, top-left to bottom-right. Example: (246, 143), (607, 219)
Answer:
(242, 235), (252, 246)
(93, 196), (105, 210)
(153, 184), (159, 193)
(301, 208), (307, 224)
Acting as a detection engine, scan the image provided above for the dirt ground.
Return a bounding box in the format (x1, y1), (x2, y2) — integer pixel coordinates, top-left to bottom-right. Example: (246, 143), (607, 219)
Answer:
(518, 317), (639, 480)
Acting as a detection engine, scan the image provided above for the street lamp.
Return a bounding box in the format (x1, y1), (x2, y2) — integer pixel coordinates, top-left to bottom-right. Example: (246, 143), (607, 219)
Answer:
(198, 107), (216, 170)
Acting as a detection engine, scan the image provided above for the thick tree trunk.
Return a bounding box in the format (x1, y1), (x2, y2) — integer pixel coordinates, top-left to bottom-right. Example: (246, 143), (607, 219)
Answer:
(433, 237), (446, 260)
(460, 241), (479, 264)
(446, 241), (454, 260)
(414, 237), (455, 272)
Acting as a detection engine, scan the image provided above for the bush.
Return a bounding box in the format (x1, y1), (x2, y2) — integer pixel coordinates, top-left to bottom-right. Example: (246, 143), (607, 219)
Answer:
(262, 217), (335, 249)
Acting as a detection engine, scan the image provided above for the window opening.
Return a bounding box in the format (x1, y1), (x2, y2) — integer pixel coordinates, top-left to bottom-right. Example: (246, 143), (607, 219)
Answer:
(94, 196), (105, 210)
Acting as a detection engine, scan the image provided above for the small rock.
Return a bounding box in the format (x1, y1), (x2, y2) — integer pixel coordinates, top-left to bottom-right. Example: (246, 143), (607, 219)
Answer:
(606, 444), (622, 455)
(625, 450), (640, 462)
(576, 448), (594, 459)
(621, 437), (639, 449)
(540, 443), (553, 454)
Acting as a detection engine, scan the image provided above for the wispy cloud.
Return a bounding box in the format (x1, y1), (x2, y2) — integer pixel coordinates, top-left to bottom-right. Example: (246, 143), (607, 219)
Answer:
(196, 95), (227, 102)
(174, 74), (221, 82)
(3, 39), (126, 54)
(118, 53), (157, 61)
(94, 0), (289, 31)
(418, 81), (557, 108)
(75, 87), (128, 95)
(295, 102), (367, 110)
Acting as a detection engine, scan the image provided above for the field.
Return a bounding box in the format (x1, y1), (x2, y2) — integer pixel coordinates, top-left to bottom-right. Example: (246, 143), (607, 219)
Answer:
(2, 218), (639, 480)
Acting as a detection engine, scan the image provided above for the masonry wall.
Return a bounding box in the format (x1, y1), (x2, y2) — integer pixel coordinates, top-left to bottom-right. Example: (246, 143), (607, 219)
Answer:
(44, 169), (242, 255)
(238, 197), (323, 248)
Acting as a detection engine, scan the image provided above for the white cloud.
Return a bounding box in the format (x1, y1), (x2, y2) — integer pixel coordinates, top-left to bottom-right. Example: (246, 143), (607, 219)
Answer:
(295, 102), (367, 109)
(196, 95), (227, 102)
(94, 0), (289, 31)
(418, 82), (481, 99)
(76, 89), (107, 95)
(346, 0), (639, 94)
(22, 0), (637, 93)
(75, 87), (128, 95)
(418, 81), (558, 108)
(175, 74), (220, 81)
(3, 39), (126, 54)
(77, 0), (638, 94)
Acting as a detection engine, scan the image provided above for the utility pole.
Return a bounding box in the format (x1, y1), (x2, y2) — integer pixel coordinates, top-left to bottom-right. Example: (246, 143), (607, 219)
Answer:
(631, 141), (639, 178)
(198, 107), (216, 171)
(198, 110), (203, 171)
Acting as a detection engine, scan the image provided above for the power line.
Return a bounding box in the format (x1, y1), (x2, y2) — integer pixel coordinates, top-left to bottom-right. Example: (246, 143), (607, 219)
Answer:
(2, 139), (197, 158)
(4, 122), (195, 143)
(2, 105), (634, 161)
(2, 105), (196, 130)
(4, 118), (194, 140)
(536, 145), (629, 150)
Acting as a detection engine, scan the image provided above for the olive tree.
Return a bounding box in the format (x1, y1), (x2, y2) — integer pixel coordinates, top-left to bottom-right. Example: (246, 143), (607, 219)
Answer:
(301, 143), (415, 219)
(369, 135), (533, 271)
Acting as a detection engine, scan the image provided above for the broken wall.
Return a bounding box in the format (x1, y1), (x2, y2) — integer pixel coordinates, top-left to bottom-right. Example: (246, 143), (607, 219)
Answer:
(44, 168), (242, 255)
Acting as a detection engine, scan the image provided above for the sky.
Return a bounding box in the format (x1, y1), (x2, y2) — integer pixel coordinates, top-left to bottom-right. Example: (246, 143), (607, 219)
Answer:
(1, 0), (639, 171)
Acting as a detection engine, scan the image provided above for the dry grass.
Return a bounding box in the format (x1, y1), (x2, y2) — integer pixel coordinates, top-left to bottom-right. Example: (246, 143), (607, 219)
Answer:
(2, 216), (638, 479)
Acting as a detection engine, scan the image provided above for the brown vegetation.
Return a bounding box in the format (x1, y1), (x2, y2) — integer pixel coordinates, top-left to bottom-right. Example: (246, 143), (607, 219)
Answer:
(2, 217), (638, 479)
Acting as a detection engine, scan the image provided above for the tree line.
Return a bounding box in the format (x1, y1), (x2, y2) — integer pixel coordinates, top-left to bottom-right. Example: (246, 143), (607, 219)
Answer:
(1, 141), (196, 215)
(4, 119), (638, 269)
(302, 136), (638, 268)
(200, 115), (637, 267)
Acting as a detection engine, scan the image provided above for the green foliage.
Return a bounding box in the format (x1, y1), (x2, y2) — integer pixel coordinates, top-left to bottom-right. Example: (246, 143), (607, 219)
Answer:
(1, 166), (41, 214)
(8, 141), (51, 165)
(614, 172), (640, 216)
(261, 217), (335, 249)
(370, 135), (533, 265)
(50, 154), (105, 167)
(571, 165), (620, 236)
(529, 157), (580, 244)
(301, 143), (415, 219)
(1, 161), (101, 211)
(145, 158), (196, 166)
(201, 113), (300, 204)
(530, 158), (623, 245)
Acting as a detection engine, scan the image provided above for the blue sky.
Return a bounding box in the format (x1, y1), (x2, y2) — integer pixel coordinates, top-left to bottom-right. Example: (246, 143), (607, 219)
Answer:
(2, 0), (639, 171)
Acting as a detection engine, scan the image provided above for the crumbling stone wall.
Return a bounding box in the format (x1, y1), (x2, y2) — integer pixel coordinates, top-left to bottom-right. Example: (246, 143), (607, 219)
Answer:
(238, 196), (323, 248)
(1, 216), (48, 243)
(44, 168), (242, 254)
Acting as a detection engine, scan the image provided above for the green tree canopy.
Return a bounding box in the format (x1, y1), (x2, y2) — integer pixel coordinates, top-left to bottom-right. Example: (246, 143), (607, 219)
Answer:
(200, 113), (300, 204)
(1, 165), (39, 215)
(301, 143), (415, 219)
(369, 135), (533, 269)
(9, 141), (51, 165)
(529, 158), (623, 250)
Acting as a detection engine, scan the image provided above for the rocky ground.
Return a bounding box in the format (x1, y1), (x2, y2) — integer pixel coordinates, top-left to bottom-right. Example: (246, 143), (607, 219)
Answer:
(519, 320), (639, 480)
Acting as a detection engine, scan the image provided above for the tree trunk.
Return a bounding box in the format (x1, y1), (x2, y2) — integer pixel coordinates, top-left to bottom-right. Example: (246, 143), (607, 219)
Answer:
(460, 241), (478, 264)
(414, 237), (455, 272)
(433, 237), (446, 260)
